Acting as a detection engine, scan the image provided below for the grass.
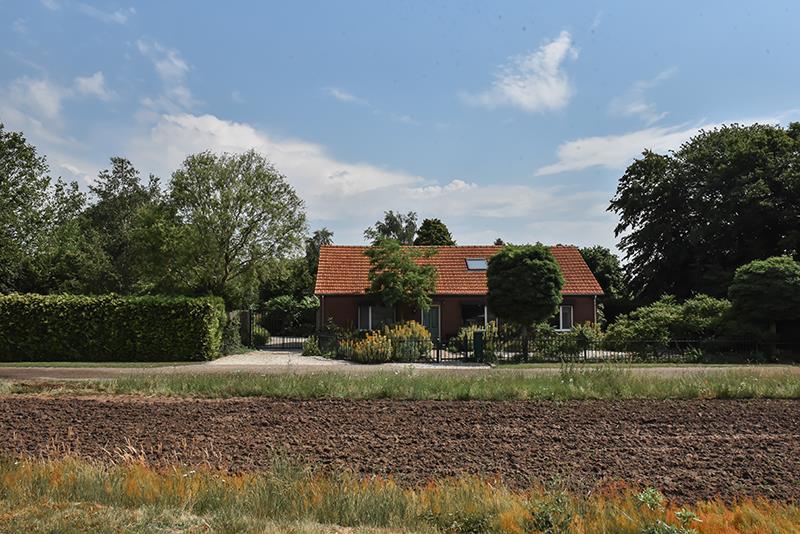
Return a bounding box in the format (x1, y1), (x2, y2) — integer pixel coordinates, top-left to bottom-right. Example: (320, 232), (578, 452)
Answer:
(0, 361), (199, 368)
(0, 457), (797, 533)
(3, 364), (800, 400)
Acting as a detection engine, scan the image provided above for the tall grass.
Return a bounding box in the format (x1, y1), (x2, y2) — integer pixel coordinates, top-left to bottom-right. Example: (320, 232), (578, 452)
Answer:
(0, 457), (798, 533)
(7, 365), (800, 400)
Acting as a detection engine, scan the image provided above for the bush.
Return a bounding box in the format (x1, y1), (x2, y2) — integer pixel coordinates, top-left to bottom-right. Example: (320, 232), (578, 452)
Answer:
(302, 335), (323, 356)
(252, 328), (271, 347)
(604, 294), (731, 356)
(338, 332), (393, 363)
(382, 321), (433, 361)
(220, 313), (243, 355)
(0, 294), (226, 361)
(261, 295), (319, 335)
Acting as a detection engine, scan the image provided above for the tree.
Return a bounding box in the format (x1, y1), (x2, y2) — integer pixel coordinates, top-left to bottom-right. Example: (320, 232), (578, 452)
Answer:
(365, 237), (437, 314)
(305, 227), (334, 276)
(728, 256), (800, 336)
(0, 124), (50, 292)
(169, 150), (307, 307)
(364, 210), (417, 244)
(487, 244), (564, 337)
(84, 157), (164, 292)
(609, 123), (800, 302)
(493, 238), (505, 246)
(579, 245), (632, 323)
(414, 218), (455, 246)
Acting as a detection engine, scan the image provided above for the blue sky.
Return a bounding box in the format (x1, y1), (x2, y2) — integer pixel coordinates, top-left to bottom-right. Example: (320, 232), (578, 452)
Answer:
(2, 1), (799, 250)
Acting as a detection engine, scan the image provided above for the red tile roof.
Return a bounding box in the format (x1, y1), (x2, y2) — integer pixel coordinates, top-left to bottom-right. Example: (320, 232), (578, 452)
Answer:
(315, 245), (603, 296)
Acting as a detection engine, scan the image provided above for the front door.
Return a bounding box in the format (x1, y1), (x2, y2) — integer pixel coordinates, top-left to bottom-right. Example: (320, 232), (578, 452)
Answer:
(421, 305), (441, 341)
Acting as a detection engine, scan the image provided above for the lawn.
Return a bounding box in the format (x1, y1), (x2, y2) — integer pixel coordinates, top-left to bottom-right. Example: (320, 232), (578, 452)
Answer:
(3, 365), (800, 400)
(1, 457), (797, 533)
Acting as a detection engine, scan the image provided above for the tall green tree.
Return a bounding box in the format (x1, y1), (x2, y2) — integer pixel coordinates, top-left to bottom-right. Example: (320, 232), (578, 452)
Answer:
(487, 244), (564, 337)
(169, 150), (307, 307)
(305, 227), (334, 276)
(365, 237), (437, 315)
(609, 123), (800, 302)
(364, 210), (417, 245)
(579, 245), (632, 323)
(0, 124), (50, 292)
(414, 218), (455, 246)
(728, 256), (800, 337)
(84, 157), (164, 292)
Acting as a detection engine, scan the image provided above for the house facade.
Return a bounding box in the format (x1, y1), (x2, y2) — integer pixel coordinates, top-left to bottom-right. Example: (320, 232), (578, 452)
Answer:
(314, 245), (603, 340)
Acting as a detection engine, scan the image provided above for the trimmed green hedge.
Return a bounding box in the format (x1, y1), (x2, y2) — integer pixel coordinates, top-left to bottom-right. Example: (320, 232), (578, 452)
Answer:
(0, 294), (226, 361)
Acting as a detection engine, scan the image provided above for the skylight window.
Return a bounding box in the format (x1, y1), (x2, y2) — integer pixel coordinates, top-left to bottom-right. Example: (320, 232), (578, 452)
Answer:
(465, 258), (488, 270)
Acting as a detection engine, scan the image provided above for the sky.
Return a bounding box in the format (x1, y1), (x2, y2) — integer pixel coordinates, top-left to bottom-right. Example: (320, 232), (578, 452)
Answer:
(2, 1), (799, 250)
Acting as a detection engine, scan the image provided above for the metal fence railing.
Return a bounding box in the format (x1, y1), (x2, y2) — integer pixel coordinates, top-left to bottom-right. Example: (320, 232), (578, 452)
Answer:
(297, 333), (800, 364)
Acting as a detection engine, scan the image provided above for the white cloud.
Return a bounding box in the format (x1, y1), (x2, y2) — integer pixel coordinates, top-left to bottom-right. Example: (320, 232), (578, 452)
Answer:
(40, 0), (61, 10)
(325, 87), (366, 104)
(13, 18), (28, 34)
(461, 31), (578, 113)
(408, 179), (477, 198)
(609, 68), (676, 125)
(536, 111), (800, 176)
(77, 4), (135, 24)
(5, 77), (65, 120)
(74, 71), (113, 100)
(136, 39), (198, 111)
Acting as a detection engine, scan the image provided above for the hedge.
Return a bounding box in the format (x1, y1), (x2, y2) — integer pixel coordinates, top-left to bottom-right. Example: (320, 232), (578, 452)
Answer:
(0, 294), (226, 361)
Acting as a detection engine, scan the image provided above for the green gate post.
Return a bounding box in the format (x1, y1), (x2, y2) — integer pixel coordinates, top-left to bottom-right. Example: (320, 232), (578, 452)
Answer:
(474, 330), (485, 363)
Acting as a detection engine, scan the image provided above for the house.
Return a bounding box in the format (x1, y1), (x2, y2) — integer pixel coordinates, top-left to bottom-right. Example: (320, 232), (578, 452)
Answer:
(314, 245), (603, 339)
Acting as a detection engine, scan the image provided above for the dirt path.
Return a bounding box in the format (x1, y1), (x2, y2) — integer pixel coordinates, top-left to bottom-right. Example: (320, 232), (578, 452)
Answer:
(1, 396), (797, 503)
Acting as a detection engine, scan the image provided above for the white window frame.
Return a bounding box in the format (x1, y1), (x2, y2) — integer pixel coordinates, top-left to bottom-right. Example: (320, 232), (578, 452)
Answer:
(358, 304), (395, 331)
(465, 258), (488, 271)
(556, 305), (573, 331)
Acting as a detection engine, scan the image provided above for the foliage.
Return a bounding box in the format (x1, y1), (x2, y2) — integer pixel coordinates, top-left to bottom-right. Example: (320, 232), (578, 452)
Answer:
(220, 313), (243, 355)
(338, 331), (393, 363)
(413, 218), (455, 246)
(363, 210), (418, 244)
(487, 244), (564, 333)
(0, 294), (226, 361)
(84, 157), (165, 293)
(610, 123), (800, 302)
(169, 149), (307, 307)
(604, 295), (732, 355)
(728, 256), (800, 334)
(365, 237), (437, 313)
(262, 294), (319, 334)
(302, 335), (323, 356)
(305, 227), (333, 276)
(337, 321), (432, 363)
(580, 245), (633, 324)
(381, 320), (433, 361)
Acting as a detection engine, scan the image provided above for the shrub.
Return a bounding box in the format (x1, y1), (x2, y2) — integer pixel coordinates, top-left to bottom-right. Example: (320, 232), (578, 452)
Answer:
(0, 294), (226, 361)
(252, 328), (271, 347)
(261, 295), (319, 334)
(382, 321), (433, 361)
(338, 332), (393, 363)
(220, 313), (243, 355)
(302, 335), (323, 356)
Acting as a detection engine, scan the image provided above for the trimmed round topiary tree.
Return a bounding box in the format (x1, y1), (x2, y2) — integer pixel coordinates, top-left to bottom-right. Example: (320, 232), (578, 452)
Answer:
(728, 256), (800, 336)
(487, 244), (564, 338)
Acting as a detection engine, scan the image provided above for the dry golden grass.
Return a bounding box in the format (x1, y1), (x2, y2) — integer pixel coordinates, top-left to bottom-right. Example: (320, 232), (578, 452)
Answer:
(1, 456), (798, 533)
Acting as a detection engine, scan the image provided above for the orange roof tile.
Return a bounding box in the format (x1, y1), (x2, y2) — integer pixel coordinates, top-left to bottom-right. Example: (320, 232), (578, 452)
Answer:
(314, 245), (603, 296)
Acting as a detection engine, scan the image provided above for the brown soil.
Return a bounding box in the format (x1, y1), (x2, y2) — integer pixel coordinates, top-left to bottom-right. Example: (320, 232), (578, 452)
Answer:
(1, 396), (798, 503)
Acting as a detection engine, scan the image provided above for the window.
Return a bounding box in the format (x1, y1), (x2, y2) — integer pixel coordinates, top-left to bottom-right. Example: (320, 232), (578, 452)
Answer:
(461, 303), (488, 328)
(557, 305), (573, 331)
(357, 304), (395, 330)
(465, 258), (488, 270)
